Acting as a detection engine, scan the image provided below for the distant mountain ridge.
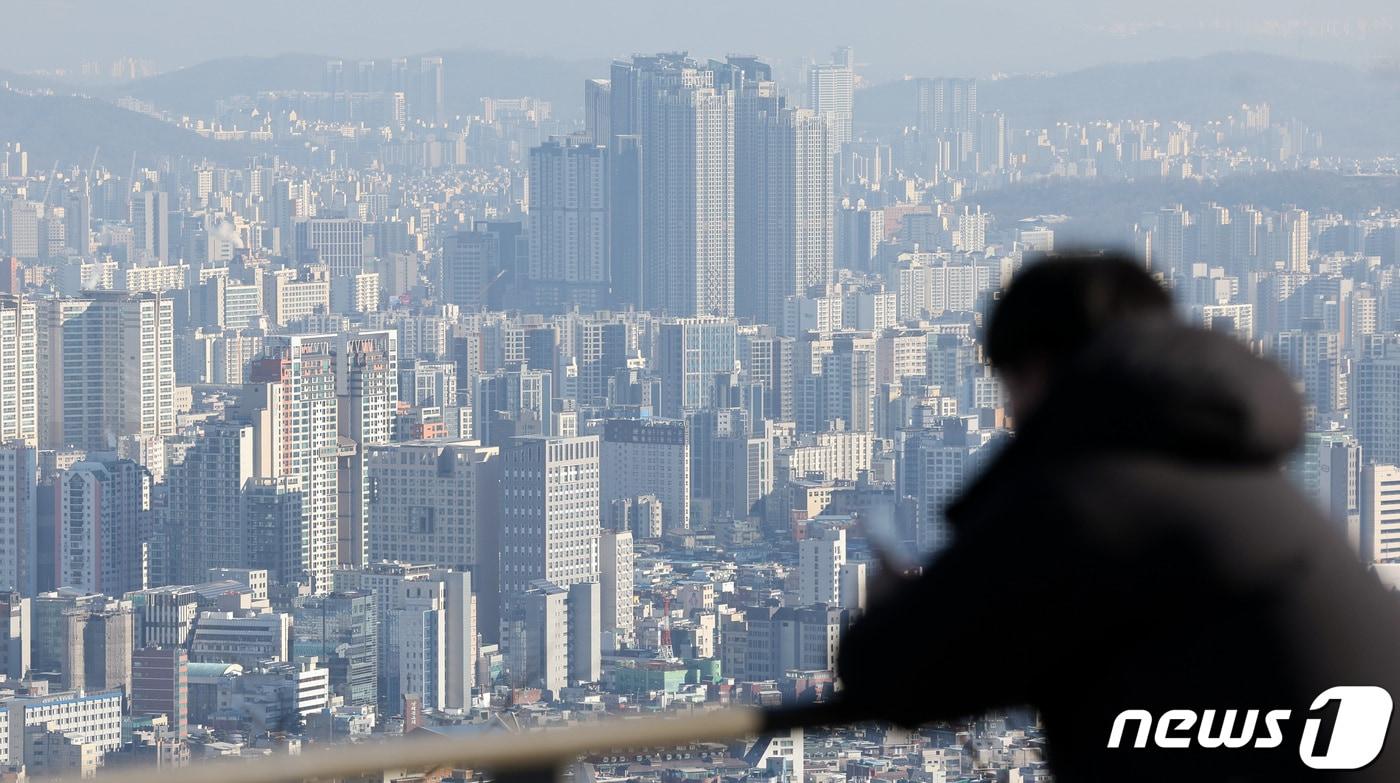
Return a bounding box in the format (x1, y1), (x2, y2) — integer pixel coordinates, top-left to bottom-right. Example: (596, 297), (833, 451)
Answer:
(0, 89), (250, 168)
(854, 52), (1400, 155)
(99, 48), (608, 119)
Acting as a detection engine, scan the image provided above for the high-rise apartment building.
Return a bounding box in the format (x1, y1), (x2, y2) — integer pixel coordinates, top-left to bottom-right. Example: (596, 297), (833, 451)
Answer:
(808, 47), (854, 149)
(735, 77), (833, 325)
(56, 459), (152, 596)
(0, 295), (37, 446)
(130, 190), (169, 263)
(40, 292), (175, 452)
(166, 422), (255, 586)
(246, 335), (340, 593)
(609, 54), (735, 317)
(527, 139), (610, 311)
(335, 330), (398, 568)
(0, 443), (38, 596)
(914, 77), (976, 133)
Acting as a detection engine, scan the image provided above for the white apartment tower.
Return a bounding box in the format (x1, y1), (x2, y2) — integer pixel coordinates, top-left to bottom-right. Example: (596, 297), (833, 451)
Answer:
(807, 47), (854, 149)
(0, 296), (37, 447)
(799, 526), (846, 606)
(40, 292), (175, 452)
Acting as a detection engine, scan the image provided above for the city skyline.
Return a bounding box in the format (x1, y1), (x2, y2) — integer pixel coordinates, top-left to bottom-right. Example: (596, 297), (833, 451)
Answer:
(1, 7), (1400, 779)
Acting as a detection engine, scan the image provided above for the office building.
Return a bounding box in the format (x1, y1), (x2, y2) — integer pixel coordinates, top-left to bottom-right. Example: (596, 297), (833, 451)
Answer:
(500, 436), (601, 598)
(130, 646), (189, 739)
(365, 440), (502, 631)
(295, 218), (365, 278)
(657, 318), (738, 418)
(600, 418), (690, 533)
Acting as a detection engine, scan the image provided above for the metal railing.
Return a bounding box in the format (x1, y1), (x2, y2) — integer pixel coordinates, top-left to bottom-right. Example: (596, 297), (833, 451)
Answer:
(88, 703), (851, 783)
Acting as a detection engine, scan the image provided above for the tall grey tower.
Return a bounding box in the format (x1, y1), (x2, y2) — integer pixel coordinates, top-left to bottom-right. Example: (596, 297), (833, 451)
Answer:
(608, 54), (735, 318)
(733, 60), (833, 325)
(808, 47), (855, 150)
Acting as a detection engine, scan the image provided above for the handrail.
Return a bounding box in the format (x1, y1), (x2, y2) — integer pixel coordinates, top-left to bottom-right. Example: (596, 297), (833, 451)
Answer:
(89, 707), (775, 783)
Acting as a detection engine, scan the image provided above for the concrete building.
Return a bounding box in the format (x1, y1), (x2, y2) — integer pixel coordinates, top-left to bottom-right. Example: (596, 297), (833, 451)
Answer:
(798, 526), (846, 606)
(599, 529), (634, 650)
(189, 610), (292, 668)
(528, 139), (610, 311)
(0, 443), (38, 595)
(600, 418), (690, 533)
(500, 436), (601, 598)
(55, 459), (152, 596)
(39, 292), (175, 452)
(130, 646), (188, 739)
(365, 440), (502, 634)
(0, 295), (37, 446)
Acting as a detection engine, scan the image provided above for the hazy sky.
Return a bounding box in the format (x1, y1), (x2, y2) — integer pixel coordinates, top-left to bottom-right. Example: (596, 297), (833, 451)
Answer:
(5, 0), (1399, 79)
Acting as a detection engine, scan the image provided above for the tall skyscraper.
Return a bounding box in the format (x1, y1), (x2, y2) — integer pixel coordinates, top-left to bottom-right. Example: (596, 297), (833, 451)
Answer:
(657, 318), (738, 418)
(130, 190), (170, 264)
(0, 444), (38, 595)
(500, 435), (601, 597)
(735, 79), (833, 325)
(609, 54), (735, 316)
(56, 459), (152, 596)
(40, 291), (175, 452)
(246, 335), (340, 593)
(0, 295), (37, 446)
(808, 47), (855, 150)
(419, 56), (447, 125)
(440, 229), (500, 312)
(527, 139), (610, 311)
(335, 330), (398, 568)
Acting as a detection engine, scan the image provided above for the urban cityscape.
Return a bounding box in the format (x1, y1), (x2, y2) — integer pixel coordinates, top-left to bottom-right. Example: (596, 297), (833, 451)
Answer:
(2, 3), (1400, 780)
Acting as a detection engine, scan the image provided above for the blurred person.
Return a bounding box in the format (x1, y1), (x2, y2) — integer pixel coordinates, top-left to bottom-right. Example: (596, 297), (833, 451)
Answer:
(835, 253), (1400, 781)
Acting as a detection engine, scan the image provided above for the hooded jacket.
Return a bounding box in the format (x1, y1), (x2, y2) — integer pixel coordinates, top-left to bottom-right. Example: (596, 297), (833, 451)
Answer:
(835, 323), (1400, 781)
